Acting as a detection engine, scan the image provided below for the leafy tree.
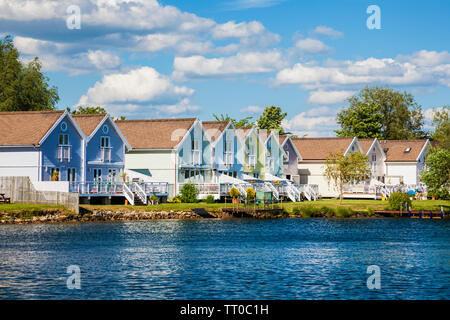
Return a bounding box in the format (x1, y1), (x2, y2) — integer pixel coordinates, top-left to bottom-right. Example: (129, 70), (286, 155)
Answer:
(324, 151), (371, 204)
(179, 182), (199, 203)
(70, 106), (107, 114)
(336, 86), (426, 139)
(213, 113), (253, 128)
(0, 36), (59, 111)
(388, 192), (412, 211)
(421, 147), (450, 200)
(257, 105), (287, 134)
(431, 106), (449, 150)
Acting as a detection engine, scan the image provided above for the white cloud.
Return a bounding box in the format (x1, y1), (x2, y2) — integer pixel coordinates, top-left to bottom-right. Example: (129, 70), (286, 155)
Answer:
(173, 50), (285, 79)
(294, 38), (330, 55)
(308, 90), (354, 105)
(283, 106), (339, 137)
(87, 50), (121, 70)
(78, 66), (194, 107)
(312, 26), (343, 38)
(240, 105), (264, 113)
(275, 51), (450, 90)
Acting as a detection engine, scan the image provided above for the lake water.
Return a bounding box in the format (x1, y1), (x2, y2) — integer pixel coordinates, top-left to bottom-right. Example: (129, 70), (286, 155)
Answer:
(0, 219), (449, 299)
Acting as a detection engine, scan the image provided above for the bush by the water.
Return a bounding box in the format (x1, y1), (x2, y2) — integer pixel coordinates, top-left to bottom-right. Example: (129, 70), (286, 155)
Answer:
(389, 192), (412, 210)
(319, 206), (335, 217)
(335, 207), (354, 218)
(205, 195), (215, 204)
(179, 183), (199, 203)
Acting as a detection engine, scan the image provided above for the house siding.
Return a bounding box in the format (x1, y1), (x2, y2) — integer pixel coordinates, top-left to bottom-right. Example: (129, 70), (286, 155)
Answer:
(0, 147), (40, 181)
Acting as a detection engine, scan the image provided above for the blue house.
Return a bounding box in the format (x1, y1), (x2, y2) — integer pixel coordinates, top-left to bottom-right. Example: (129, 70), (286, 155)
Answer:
(0, 110), (85, 182)
(73, 114), (130, 183)
(202, 121), (246, 180)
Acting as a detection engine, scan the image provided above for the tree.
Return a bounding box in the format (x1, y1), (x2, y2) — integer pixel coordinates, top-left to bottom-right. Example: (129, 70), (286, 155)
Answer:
(0, 36), (59, 111)
(179, 182), (199, 203)
(229, 187), (240, 211)
(336, 86), (426, 139)
(421, 147), (450, 200)
(70, 106), (107, 114)
(324, 151), (371, 204)
(432, 106), (449, 150)
(213, 113), (253, 128)
(257, 105), (287, 134)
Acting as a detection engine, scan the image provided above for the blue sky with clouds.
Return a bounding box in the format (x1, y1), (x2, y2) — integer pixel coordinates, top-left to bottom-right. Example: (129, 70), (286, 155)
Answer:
(1, 0), (449, 136)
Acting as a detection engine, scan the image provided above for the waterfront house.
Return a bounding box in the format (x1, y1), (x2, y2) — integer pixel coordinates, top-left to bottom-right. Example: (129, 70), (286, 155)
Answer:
(72, 114), (131, 183)
(202, 121), (246, 180)
(379, 139), (430, 185)
(116, 118), (214, 198)
(292, 137), (363, 197)
(358, 138), (386, 182)
(237, 126), (267, 180)
(0, 110), (85, 182)
(258, 130), (287, 180)
(279, 135), (301, 184)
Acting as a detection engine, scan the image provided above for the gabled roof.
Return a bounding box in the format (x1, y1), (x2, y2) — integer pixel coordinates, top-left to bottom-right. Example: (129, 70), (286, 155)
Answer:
(236, 126), (253, 140)
(115, 118), (196, 150)
(358, 138), (376, 154)
(202, 121), (230, 142)
(379, 139), (429, 162)
(292, 137), (355, 160)
(280, 135), (302, 159)
(279, 135), (288, 145)
(72, 114), (106, 136)
(0, 110), (65, 146)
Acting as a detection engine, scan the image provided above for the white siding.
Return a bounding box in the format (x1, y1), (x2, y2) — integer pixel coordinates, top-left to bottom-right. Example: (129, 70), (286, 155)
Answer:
(298, 162), (339, 197)
(385, 162), (418, 185)
(0, 148), (40, 181)
(124, 151), (176, 184)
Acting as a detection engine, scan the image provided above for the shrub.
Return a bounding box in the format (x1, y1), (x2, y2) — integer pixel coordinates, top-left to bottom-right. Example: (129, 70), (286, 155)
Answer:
(246, 187), (256, 200)
(299, 205), (317, 218)
(179, 183), (199, 203)
(388, 192), (412, 210)
(367, 208), (375, 216)
(319, 206), (335, 217)
(229, 187), (240, 199)
(149, 195), (159, 205)
(205, 195), (215, 204)
(335, 207), (354, 218)
(167, 196), (181, 203)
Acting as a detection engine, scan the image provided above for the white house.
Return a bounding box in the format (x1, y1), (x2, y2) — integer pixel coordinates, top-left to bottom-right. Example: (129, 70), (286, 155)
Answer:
(380, 139), (430, 185)
(292, 137), (363, 197)
(358, 138), (386, 182)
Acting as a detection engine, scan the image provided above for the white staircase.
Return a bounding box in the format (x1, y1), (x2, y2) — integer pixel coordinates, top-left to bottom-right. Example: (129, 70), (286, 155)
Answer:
(133, 182), (148, 205)
(284, 183), (298, 202)
(233, 184), (247, 198)
(123, 183), (135, 205)
(264, 182), (279, 200)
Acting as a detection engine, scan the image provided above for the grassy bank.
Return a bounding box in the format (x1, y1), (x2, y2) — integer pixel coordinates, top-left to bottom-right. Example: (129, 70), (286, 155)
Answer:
(81, 199), (450, 215)
(0, 203), (71, 220)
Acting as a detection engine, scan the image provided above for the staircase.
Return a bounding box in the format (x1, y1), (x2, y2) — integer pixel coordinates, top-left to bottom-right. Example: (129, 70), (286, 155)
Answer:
(132, 182), (147, 205)
(284, 183), (299, 202)
(233, 184), (247, 198)
(264, 182), (279, 200)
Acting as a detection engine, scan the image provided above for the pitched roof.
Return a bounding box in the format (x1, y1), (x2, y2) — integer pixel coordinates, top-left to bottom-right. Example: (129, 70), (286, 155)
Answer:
(0, 110), (64, 146)
(115, 118), (196, 149)
(72, 114), (106, 136)
(292, 137), (355, 160)
(202, 121), (230, 142)
(279, 135), (288, 145)
(358, 138), (376, 154)
(379, 140), (428, 162)
(236, 126), (253, 140)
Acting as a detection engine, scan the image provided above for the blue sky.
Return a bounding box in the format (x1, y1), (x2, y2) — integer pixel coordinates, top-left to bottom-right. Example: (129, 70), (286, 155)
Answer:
(1, 0), (449, 136)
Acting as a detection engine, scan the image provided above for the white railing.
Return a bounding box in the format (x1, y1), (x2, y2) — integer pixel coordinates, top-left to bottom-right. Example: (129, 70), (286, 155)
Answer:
(233, 184), (247, 197)
(248, 155), (256, 167)
(100, 147), (112, 162)
(69, 182), (169, 196)
(132, 182), (147, 205)
(57, 145), (71, 162)
(137, 182), (169, 195)
(265, 182), (279, 200)
(224, 152), (234, 166)
(123, 183), (134, 205)
(191, 150), (201, 165)
(178, 183), (220, 195)
(284, 183), (299, 202)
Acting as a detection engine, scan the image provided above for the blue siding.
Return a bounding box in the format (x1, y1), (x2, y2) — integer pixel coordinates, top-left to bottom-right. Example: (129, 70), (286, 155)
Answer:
(85, 118), (125, 182)
(41, 114), (84, 182)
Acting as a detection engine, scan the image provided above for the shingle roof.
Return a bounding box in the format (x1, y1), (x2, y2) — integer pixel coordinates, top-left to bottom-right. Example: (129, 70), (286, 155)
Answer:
(72, 114), (106, 136)
(279, 135), (288, 145)
(292, 137), (354, 160)
(0, 110), (64, 146)
(115, 118), (196, 149)
(358, 138), (376, 154)
(235, 126), (253, 140)
(202, 121), (230, 142)
(379, 140), (428, 162)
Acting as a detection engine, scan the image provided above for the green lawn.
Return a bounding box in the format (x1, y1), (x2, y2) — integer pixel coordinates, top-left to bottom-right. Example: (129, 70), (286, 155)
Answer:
(82, 199), (450, 214)
(0, 203), (67, 212)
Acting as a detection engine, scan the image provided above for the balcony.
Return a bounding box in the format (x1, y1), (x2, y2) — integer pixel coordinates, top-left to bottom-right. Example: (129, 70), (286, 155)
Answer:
(224, 152), (234, 166)
(57, 145), (71, 162)
(100, 147), (112, 162)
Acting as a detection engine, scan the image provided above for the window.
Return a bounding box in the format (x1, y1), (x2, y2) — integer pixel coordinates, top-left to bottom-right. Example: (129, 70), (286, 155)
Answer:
(185, 171), (189, 180)
(284, 151), (289, 164)
(102, 125), (109, 134)
(404, 147), (411, 153)
(67, 168), (76, 182)
(372, 154), (376, 162)
(50, 168), (60, 181)
(93, 169), (102, 181)
(225, 140), (232, 152)
(101, 136), (110, 148)
(60, 121), (68, 132)
(59, 134), (69, 145)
